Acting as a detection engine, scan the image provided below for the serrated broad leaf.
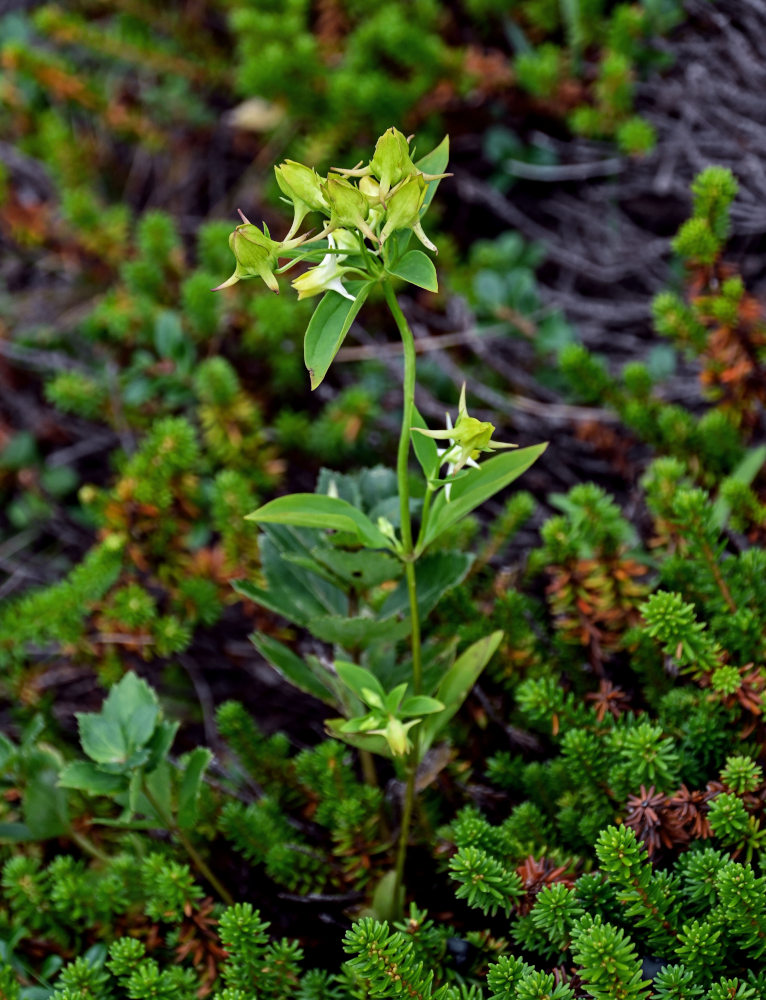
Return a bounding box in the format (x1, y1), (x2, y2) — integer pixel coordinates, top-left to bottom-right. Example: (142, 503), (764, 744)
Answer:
(77, 714), (128, 766)
(59, 761), (126, 795)
(101, 672), (160, 751)
(305, 285), (371, 390)
(388, 250), (438, 292)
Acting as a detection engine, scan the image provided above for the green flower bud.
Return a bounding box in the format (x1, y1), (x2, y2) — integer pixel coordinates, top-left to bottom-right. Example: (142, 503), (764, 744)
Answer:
(275, 160), (329, 238)
(275, 160), (328, 213)
(359, 175), (383, 205)
(369, 715), (419, 756)
(379, 174), (426, 245)
(369, 127), (416, 196)
(323, 176), (378, 244)
(213, 216), (308, 294)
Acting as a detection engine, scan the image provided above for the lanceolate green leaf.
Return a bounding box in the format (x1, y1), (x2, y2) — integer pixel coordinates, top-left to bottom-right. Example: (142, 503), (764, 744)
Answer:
(711, 443), (766, 529)
(421, 444), (547, 550)
(304, 284), (371, 390)
(388, 251), (438, 293)
(420, 631), (503, 751)
(246, 493), (394, 550)
(335, 662), (386, 705)
(252, 632), (337, 706)
(379, 551), (473, 620)
(411, 406), (439, 480)
(177, 747), (213, 829)
(415, 135), (449, 211)
(324, 718), (393, 759)
(307, 613), (410, 649)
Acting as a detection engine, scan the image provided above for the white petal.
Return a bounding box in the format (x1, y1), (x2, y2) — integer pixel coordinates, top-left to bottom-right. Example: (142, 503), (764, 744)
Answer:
(327, 277), (355, 301)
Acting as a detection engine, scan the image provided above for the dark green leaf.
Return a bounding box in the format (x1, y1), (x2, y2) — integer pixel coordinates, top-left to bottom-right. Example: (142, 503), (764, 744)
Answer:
(380, 551), (473, 620)
(262, 525), (348, 616)
(0, 822), (33, 842)
(388, 251), (438, 293)
(154, 309), (186, 361)
(144, 719), (179, 772)
(177, 747), (213, 829)
(335, 662), (386, 704)
(304, 285), (371, 390)
(234, 529), (346, 627)
(307, 613), (409, 648)
(411, 406), (440, 481)
(246, 494), (393, 550)
(59, 761), (126, 795)
(143, 761), (172, 824)
(24, 767), (69, 839)
(415, 136), (449, 211)
(309, 548), (402, 590)
(420, 632), (503, 751)
(252, 632), (337, 705)
(422, 444), (547, 549)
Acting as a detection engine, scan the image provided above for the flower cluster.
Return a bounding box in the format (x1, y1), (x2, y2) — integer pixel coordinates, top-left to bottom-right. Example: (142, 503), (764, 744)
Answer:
(214, 128), (449, 298)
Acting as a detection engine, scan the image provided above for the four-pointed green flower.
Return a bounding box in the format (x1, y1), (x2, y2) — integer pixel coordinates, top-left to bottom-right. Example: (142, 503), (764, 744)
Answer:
(413, 383), (518, 498)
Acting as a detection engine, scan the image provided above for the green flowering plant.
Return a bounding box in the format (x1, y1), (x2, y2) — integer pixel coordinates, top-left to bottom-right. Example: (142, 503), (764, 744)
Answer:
(215, 128), (546, 911)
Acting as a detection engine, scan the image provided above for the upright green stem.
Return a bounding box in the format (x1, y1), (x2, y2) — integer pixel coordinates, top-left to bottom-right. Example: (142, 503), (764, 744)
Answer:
(383, 280), (422, 915)
(142, 781), (234, 906)
(70, 828), (110, 864)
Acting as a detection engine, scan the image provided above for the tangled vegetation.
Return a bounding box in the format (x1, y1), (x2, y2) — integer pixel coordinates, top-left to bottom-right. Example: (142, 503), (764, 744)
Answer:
(1, 2), (765, 998)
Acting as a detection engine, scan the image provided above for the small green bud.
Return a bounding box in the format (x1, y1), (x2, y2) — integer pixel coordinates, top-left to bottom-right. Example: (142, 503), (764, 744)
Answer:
(359, 175), (383, 205)
(275, 160), (328, 213)
(211, 223), (278, 292)
(213, 215), (308, 294)
(380, 174), (427, 245)
(367, 715), (419, 756)
(275, 160), (329, 238)
(384, 717), (410, 756)
(323, 176), (378, 244)
(369, 127), (416, 196)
